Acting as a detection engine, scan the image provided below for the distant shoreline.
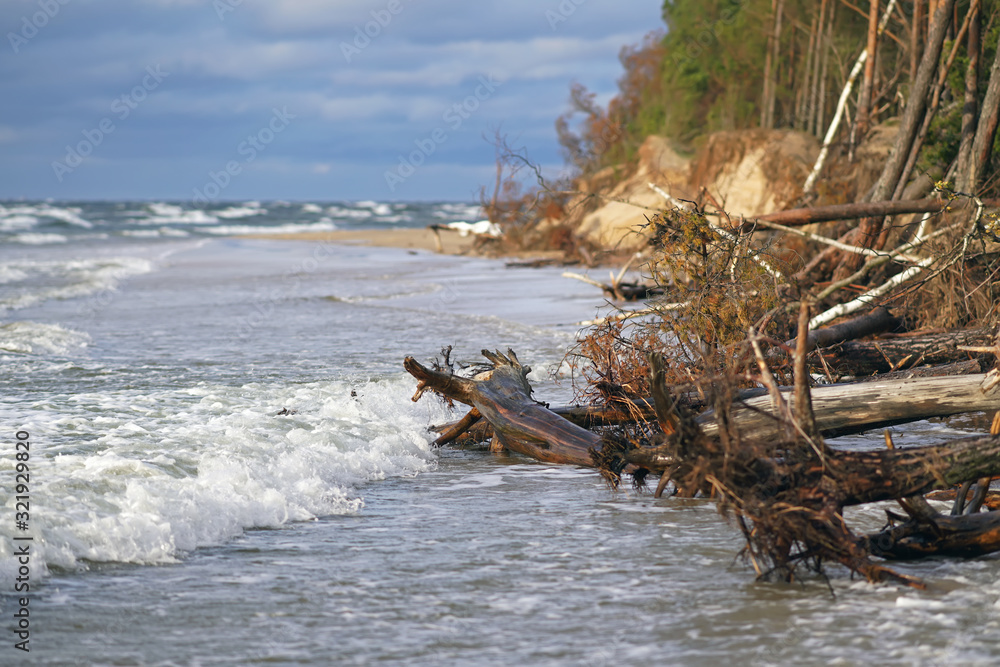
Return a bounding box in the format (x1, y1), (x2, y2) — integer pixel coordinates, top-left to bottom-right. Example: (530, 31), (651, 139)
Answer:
(238, 228), (476, 255)
(238, 228), (584, 266)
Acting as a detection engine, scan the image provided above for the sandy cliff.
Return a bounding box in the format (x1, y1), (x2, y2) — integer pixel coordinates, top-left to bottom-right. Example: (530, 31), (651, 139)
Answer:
(566, 129), (823, 250)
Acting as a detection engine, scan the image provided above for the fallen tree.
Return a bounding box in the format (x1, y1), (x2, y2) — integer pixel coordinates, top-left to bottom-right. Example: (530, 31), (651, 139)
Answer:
(405, 341), (1000, 587)
(418, 359), (1000, 445)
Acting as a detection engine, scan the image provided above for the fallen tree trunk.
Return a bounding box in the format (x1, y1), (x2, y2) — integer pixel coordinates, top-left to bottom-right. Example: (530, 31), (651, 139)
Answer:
(430, 399), (658, 445)
(704, 373), (1000, 440)
(748, 198), (955, 228)
(851, 358), (981, 382)
(815, 328), (994, 374)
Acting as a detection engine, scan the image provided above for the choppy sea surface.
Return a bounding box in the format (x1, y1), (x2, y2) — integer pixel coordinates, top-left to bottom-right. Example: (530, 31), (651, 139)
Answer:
(2, 200), (1000, 665)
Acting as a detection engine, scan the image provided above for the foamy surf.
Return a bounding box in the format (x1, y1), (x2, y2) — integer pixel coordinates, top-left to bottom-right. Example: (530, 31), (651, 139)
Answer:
(0, 321), (90, 355)
(0, 256), (154, 312)
(0, 375), (446, 586)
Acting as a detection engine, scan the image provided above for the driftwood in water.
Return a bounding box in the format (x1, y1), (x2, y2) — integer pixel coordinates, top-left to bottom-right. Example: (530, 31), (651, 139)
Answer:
(405, 350), (601, 466)
(410, 351), (1000, 456)
(866, 413), (1000, 560)
(430, 399), (658, 446)
(816, 327), (994, 374)
(866, 508), (1000, 559)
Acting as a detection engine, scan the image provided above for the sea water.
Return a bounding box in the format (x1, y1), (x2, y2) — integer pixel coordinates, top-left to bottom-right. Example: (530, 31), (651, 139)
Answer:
(2, 201), (1000, 665)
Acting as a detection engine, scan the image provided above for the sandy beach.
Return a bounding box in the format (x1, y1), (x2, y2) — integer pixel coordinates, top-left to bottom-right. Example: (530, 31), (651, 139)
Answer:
(240, 227), (480, 255)
(240, 226), (585, 264)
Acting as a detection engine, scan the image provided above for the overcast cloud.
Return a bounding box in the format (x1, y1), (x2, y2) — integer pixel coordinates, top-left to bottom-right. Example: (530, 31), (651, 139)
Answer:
(1, 0), (663, 201)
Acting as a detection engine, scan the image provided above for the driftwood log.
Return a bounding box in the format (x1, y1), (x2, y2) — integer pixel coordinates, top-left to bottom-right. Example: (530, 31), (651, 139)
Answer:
(866, 509), (1000, 559)
(405, 350), (601, 466)
(703, 372), (1000, 440)
(815, 327), (995, 374)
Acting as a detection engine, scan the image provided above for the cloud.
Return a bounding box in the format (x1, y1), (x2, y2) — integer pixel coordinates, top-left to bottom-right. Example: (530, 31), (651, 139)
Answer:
(0, 0), (664, 200)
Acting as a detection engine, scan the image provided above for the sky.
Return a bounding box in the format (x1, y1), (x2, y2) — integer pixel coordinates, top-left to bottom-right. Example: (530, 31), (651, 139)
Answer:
(0, 0), (664, 202)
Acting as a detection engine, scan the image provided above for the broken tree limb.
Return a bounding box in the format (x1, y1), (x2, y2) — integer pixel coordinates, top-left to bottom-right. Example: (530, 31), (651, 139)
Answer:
(430, 400), (662, 446)
(562, 271), (662, 301)
(866, 411), (1000, 559)
(785, 306), (897, 353)
(809, 197), (985, 329)
(750, 217), (920, 262)
(850, 359), (982, 382)
(809, 265), (929, 329)
(432, 407), (482, 447)
(746, 198), (961, 229)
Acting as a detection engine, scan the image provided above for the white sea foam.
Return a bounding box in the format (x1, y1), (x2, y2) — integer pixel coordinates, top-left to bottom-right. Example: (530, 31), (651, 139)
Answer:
(197, 220), (338, 235)
(300, 203), (323, 214)
(0, 214), (40, 231)
(0, 321), (90, 355)
(9, 232), (69, 244)
(141, 202), (218, 225)
(327, 205), (373, 220)
(357, 201), (393, 216)
(37, 205), (93, 228)
(0, 256), (154, 312)
(0, 266), (29, 283)
(215, 203), (265, 219)
(1, 204), (94, 228)
(121, 227), (191, 238)
(0, 376), (445, 583)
